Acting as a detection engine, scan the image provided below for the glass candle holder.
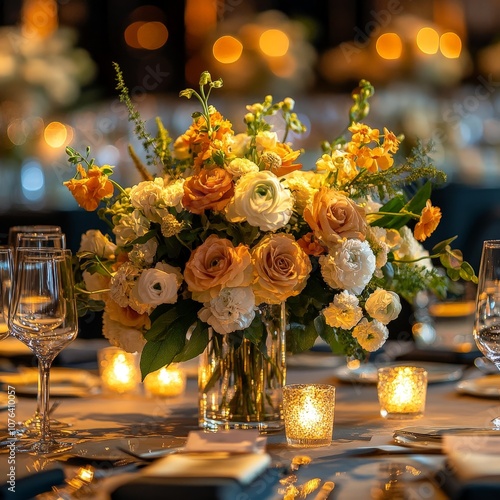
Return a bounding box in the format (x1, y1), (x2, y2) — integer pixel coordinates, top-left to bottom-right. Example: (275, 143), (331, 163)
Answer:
(144, 364), (186, 397)
(377, 366), (428, 419)
(98, 347), (141, 394)
(283, 384), (335, 447)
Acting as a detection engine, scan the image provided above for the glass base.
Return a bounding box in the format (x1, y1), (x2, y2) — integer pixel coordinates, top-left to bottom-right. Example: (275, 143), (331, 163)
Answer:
(380, 410), (423, 420)
(200, 417), (284, 433)
(286, 437), (332, 448)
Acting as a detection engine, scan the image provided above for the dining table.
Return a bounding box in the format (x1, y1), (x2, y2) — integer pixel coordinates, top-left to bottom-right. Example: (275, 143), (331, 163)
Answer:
(1, 336), (500, 500)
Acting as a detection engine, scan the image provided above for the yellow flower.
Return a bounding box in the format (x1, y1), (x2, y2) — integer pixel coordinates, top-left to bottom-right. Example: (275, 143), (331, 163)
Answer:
(382, 127), (400, 153)
(348, 122), (379, 145)
(63, 164), (114, 211)
(356, 146), (394, 172)
(414, 200), (442, 242)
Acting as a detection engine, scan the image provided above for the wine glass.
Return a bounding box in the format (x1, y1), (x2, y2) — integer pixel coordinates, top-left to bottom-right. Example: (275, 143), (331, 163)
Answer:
(8, 225), (62, 248)
(9, 247), (78, 454)
(0, 247), (13, 341)
(473, 239), (500, 428)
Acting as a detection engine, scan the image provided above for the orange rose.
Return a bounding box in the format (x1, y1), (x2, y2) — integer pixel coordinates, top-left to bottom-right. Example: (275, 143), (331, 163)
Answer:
(104, 297), (151, 329)
(414, 200), (442, 241)
(184, 234), (253, 302)
(182, 167), (234, 214)
(251, 233), (312, 304)
(64, 164), (114, 211)
(297, 232), (326, 256)
(303, 187), (367, 247)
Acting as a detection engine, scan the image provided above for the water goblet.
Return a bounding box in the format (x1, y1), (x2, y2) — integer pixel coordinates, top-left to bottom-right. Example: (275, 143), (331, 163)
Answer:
(473, 239), (500, 428)
(9, 247), (78, 454)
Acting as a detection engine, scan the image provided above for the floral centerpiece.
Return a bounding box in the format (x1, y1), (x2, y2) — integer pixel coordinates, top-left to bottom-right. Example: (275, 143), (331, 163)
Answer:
(64, 67), (476, 427)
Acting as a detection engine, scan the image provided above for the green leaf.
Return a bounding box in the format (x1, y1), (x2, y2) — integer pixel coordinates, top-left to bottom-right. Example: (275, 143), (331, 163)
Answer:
(173, 321), (209, 362)
(432, 236), (458, 254)
(370, 195), (405, 228)
(140, 330), (186, 380)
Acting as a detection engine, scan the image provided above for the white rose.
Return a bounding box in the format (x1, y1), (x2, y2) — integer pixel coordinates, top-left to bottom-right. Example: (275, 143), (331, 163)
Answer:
(132, 263), (182, 307)
(322, 290), (363, 330)
(82, 271), (109, 302)
(365, 288), (402, 324)
(198, 287), (256, 335)
(320, 239), (376, 295)
(225, 170), (293, 231)
(113, 210), (150, 247)
(79, 230), (116, 259)
(255, 131), (278, 151)
(102, 311), (146, 353)
(352, 318), (388, 352)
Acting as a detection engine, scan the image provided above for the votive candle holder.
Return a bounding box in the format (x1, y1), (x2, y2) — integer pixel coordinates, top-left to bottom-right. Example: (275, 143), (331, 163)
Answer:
(283, 384), (335, 447)
(98, 346), (141, 394)
(377, 366), (428, 419)
(144, 364), (186, 397)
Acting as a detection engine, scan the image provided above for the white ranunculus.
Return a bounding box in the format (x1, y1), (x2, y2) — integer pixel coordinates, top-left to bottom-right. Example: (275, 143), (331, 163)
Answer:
(102, 311), (146, 353)
(352, 318), (388, 352)
(225, 170), (293, 231)
(82, 271), (109, 302)
(113, 210), (150, 247)
(322, 290), (363, 330)
(128, 238), (158, 267)
(198, 287), (256, 335)
(255, 131), (278, 151)
(320, 239), (376, 295)
(365, 288), (402, 324)
(79, 229), (116, 259)
(132, 263), (182, 307)
(225, 158), (259, 178)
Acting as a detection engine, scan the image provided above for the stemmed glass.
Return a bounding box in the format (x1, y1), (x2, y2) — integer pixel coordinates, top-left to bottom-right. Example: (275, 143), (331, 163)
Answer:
(8, 225), (62, 248)
(473, 239), (500, 429)
(9, 247), (78, 454)
(0, 247), (13, 341)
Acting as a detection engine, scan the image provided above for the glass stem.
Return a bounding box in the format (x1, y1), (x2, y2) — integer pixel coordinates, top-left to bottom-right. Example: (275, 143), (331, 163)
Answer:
(37, 356), (53, 445)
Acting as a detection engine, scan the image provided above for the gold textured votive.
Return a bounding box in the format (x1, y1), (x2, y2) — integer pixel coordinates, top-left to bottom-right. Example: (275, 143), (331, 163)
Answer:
(377, 366), (428, 419)
(98, 346), (141, 394)
(283, 384), (335, 447)
(144, 364), (186, 397)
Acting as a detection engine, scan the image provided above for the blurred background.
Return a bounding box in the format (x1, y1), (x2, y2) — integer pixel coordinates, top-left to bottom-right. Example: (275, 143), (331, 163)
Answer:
(1, 0), (500, 270)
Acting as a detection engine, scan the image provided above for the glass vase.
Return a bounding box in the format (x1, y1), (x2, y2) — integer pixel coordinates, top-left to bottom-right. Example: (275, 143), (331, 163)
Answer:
(198, 302), (286, 432)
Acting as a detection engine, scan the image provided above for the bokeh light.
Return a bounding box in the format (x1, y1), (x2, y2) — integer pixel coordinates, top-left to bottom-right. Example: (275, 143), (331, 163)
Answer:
(213, 36), (243, 64)
(440, 32), (462, 58)
(44, 122), (68, 148)
(376, 33), (403, 60)
(259, 29), (289, 57)
(137, 22), (168, 50)
(416, 27), (439, 55)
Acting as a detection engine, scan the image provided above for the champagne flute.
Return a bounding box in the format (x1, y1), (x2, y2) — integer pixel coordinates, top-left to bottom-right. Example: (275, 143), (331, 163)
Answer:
(9, 248), (78, 454)
(473, 239), (500, 429)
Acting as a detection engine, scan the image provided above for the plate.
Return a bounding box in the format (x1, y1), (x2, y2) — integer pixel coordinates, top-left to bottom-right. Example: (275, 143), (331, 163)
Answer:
(0, 368), (101, 397)
(69, 436), (185, 461)
(456, 374), (500, 398)
(332, 361), (465, 384)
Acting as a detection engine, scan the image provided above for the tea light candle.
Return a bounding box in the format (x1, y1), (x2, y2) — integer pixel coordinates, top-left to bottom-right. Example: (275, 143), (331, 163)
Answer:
(98, 347), (141, 394)
(283, 384), (335, 447)
(377, 366), (428, 419)
(144, 364), (186, 397)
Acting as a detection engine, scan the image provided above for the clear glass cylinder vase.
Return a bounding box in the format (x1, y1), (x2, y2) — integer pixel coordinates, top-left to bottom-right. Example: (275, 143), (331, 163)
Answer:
(198, 302), (286, 432)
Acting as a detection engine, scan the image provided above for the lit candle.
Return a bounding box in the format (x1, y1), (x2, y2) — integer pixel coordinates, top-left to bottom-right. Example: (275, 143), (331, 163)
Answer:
(377, 366), (428, 419)
(98, 347), (141, 394)
(144, 364), (186, 397)
(283, 384), (335, 447)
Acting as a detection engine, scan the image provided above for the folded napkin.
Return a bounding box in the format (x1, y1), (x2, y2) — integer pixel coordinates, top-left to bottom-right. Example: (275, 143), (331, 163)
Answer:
(183, 429), (267, 453)
(437, 434), (500, 500)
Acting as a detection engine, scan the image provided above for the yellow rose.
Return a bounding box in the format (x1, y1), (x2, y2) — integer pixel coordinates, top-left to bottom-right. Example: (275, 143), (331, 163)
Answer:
(251, 233), (311, 304)
(184, 234), (253, 302)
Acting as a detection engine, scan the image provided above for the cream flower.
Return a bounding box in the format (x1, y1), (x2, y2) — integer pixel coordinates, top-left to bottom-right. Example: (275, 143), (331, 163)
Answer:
(229, 133), (252, 157)
(131, 262), (183, 309)
(225, 158), (259, 178)
(251, 233), (312, 304)
(128, 238), (158, 267)
(255, 130), (278, 151)
(365, 288), (402, 324)
(283, 170), (317, 214)
(198, 287), (256, 335)
(79, 229), (116, 259)
(395, 226), (432, 270)
(82, 271), (109, 302)
(225, 170), (293, 231)
(129, 177), (169, 223)
(163, 178), (185, 212)
(113, 209), (150, 247)
(102, 311), (146, 353)
(109, 262), (140, 308)
(319, 239), (375, 295)
(323, 291), (363, 330)
(352, 318), (388, 352)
